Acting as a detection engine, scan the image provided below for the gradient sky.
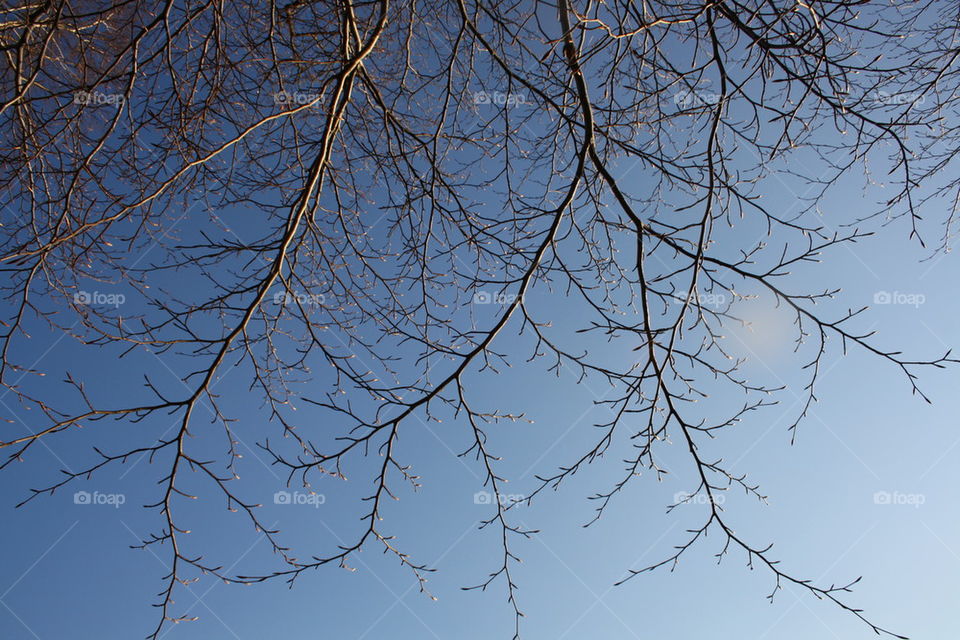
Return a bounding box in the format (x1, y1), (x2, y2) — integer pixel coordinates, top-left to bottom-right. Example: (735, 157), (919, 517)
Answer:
(2, 8), (960, 640)
(2, 180), (958, 640)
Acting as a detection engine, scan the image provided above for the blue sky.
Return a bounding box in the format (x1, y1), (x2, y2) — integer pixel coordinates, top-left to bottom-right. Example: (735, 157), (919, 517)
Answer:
(1, 189), (958, 639)
(2, 4), (959, 638)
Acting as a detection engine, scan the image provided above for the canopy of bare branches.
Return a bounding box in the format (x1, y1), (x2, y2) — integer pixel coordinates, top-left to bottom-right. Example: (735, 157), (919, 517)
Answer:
(2, 0), (959, 637)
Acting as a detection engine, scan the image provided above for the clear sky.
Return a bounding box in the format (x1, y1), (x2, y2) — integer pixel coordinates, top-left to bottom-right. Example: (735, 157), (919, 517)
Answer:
(2, 4), (959, 639)
(1, 178), (958, 640)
